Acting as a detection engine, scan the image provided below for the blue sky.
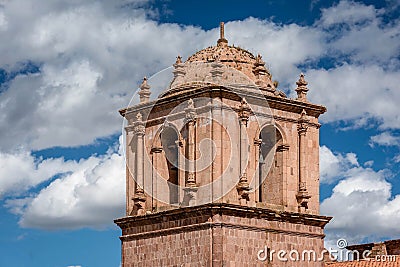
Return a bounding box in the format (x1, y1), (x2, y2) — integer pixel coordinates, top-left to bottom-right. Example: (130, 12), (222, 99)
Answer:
(0, 0), (400, 266)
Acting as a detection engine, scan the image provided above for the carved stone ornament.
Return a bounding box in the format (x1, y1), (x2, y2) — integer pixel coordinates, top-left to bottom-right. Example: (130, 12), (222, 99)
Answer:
(184, 98), (197, 123)
(133, 112), (145, 135)
(238, 98), (251, 123)
(297, 109), (309, 135)
(138, 77), (151, 103)
(295, 73), (309, 101)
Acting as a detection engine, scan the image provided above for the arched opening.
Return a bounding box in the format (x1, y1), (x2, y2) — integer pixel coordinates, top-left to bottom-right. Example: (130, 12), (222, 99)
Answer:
(259, 125), (283, 204)
(161, 127), (179, 204)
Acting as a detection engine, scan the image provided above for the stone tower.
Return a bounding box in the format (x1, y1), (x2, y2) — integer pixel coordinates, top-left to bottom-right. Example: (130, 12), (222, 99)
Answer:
(115, 23), (331, 266)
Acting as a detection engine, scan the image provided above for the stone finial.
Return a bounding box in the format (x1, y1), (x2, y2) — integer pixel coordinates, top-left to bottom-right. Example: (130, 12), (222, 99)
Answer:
(172, 55), (186, 87)
(217, 22), (228, 46)
(255, 54), (265, 65)
(253, 54), (274, 90)
(295, 73), (309, 101)
(253, 54), (267, 77)
(139, 77), (151, 103)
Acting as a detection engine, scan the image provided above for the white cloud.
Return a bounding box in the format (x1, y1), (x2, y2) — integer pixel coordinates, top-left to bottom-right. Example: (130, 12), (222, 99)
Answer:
(0, 0), (208, 151)
(4, 137), (125, 230)
(369, 131), (400, 147)
(308, 64), (400, 128)
(321, 146), (400, 243)
(320, 145), (360, 184)
(308, 1), (400, 130)
(319, 0), (378, 27)
(319, 0), (400, 64)
(223, 18), (325, 86)
(0, 0), (398, 153)
(364, 160), (374, 167)
(0, 150), (78, 198)
(0, 1), (335, 151)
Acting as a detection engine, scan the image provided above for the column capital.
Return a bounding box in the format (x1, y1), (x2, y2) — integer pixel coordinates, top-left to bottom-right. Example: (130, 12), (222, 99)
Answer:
(184, 98), (197, 123)
(132, 188), (147, 215)
(277, 144), (290, 152)
(133, 112), (146, 136)
(238, 98), (251, 125)
(186, 172), (196, 187)
(297, 109), (309, 135)
(296, 183), (311, 210)
(150, 147), (162, 154)
(254, 138), (262, 146)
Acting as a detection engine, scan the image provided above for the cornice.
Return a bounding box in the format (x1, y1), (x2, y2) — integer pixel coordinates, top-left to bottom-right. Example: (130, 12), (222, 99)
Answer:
(114, 203), (332, 232)
(119, 85), (327, 120)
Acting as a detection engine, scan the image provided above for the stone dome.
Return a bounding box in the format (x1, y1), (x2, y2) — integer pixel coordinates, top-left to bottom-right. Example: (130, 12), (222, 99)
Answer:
(162, 23), (285, 98)
(186, 40), (273, 87)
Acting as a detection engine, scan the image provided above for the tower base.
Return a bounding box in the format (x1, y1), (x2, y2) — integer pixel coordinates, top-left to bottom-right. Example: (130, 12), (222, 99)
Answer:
(115, 203), (331, 267)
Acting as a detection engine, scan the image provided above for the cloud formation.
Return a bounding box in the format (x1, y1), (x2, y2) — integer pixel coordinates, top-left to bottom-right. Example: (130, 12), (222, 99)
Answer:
(320, 146), (400, 244)
(4, 137), (125, 230)
(0, 0), (399, 234)
(0, 150), (77, 198)
(0, 0), (398, 153)
(369, 131), (400, 147)
(320, 145), (360, 184)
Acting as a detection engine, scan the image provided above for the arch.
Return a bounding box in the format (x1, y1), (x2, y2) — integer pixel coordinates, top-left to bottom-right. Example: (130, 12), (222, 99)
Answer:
(258, 124), (284, 204)
(255, 121), (287, 146)
(151, 121), (182, 150)
(150, 122), (182, 206)
(160, 125), (180, 204)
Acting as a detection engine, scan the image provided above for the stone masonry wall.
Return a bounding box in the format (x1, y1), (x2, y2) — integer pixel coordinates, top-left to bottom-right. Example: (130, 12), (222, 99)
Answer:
(116, 204), (330, 267)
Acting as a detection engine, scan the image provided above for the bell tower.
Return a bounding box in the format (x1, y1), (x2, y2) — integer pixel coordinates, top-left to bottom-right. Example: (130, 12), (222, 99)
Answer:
(115, 23), (331, 267)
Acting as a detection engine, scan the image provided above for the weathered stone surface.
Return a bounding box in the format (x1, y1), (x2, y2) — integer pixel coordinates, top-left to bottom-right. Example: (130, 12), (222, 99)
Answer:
(116, 22), (331, 266)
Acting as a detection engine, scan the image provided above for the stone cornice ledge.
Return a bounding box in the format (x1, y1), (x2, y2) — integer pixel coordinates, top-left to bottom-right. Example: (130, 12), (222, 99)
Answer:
(119, 85), (327, 119)
(114, 203), (332, 230)
(118, 221), (326, 242)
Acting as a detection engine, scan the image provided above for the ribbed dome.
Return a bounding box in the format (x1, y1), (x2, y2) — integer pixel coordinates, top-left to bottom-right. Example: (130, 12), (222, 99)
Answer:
(162, 23), (285, 98)
(186, 45), (264, 81)
(187, 44), (256, 65)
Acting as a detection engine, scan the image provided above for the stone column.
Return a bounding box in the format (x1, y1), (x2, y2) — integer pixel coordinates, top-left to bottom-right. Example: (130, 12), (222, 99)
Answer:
(182, 99), (198, 206)
(254, 138), (262, 203)
(132, 112), (146, 215)
(124, 128), (135, 215)
(296, 109), (311, 212)
(150, 146), (162, 212)
(236, 98), (251, 205)
(277, 143), (290, 207)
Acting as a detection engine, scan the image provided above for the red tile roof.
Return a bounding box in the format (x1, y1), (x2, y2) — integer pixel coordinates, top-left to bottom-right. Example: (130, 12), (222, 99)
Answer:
(325, 257), (400, 267)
